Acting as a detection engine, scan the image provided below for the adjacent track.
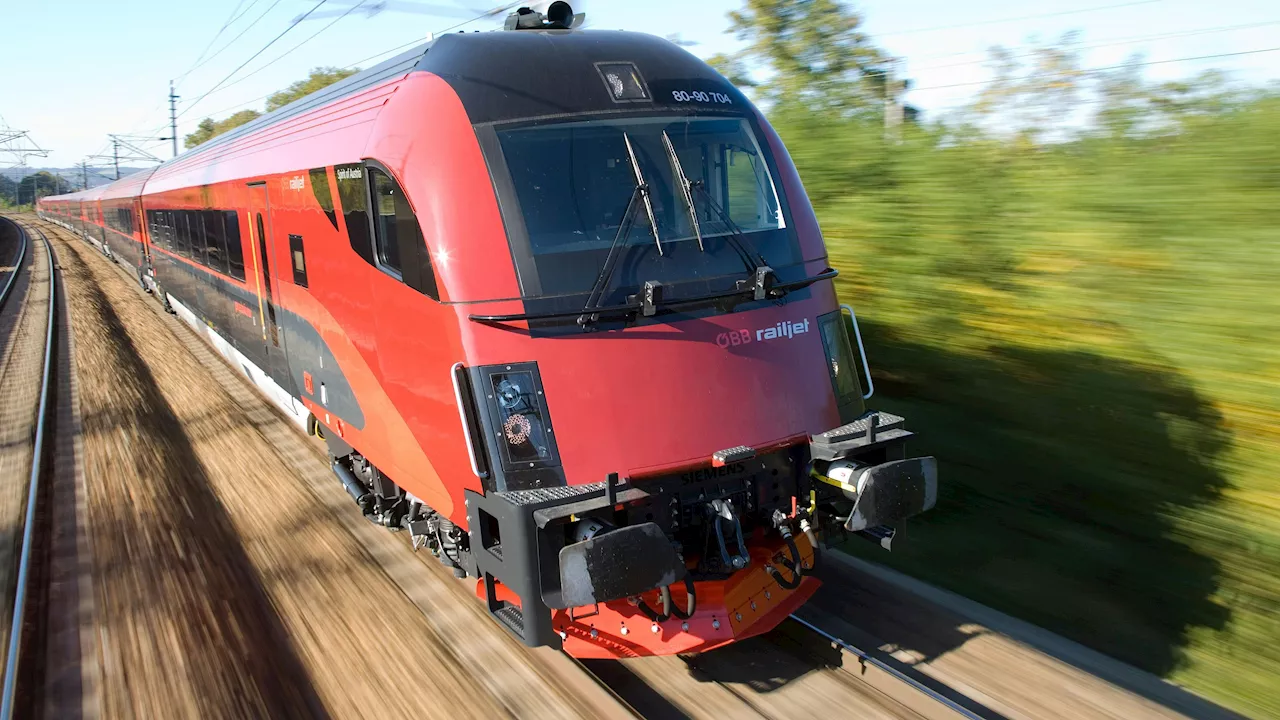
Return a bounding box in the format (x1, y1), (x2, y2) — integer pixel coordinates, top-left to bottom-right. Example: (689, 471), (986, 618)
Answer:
(0, 217), (58, 720)
(787, 613), (988, 720)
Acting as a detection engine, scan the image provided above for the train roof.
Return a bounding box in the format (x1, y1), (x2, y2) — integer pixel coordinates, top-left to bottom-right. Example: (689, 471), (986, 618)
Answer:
(174, 26), (731, 163)
(44, 26), (736, 203)
(98, 166), (157, 201)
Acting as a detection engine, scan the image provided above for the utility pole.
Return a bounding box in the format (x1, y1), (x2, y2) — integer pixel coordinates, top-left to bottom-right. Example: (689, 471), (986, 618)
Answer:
(883, 57), (905, 143)
(169, 81), (180, 158)
(111, 135), (121, 179)
(79, 161), (88, 191)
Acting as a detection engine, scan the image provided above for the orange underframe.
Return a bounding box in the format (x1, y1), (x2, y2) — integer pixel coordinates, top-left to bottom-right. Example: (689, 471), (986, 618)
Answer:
(479, 531), (820, 658)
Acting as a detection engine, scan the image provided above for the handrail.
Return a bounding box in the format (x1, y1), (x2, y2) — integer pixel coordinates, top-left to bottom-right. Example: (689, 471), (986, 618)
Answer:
(840, 304), (875, 400)
(450, 362), (488, 480)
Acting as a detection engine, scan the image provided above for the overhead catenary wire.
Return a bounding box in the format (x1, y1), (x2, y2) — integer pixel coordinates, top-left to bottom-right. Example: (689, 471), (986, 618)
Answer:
(187, 5), (515, 121)
(175, 0), (257, 84)
(112, 2), (519, 149)
(122, 0), (276, 137)
(194, 0), (373, 102)
(176, 0), (286, 89)
(177, 0), (329, 120)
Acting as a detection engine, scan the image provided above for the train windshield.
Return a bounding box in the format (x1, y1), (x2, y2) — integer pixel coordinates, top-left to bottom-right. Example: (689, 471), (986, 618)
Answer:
(495, 115), (800, 301)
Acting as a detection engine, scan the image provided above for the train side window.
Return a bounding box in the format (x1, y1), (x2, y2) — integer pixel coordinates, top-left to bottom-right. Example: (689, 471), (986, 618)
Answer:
(172, 212), (181, 255)
(174, 212), (188, 257)
(289, 234), (308, 288)
(309, 168), (338, 230)
(335, 163), (373, 264)
(368, 167), (403, 274)
(224, 211), (245, 281)
(204, 210), (229, 274)
(195, 212), (212, 266)
(166, 211), (177, 250)
(367, 164), (439, 300)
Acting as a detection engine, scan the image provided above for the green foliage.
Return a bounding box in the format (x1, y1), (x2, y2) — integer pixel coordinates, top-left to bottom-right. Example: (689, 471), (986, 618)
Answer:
(265, 66), (359, 112)
(184, 110), (263, 149)
(723, 1), (1280, 715)
(0, 171), (70, 205)
(724, 0), (889, 114)
(791, 87), (1280, 720)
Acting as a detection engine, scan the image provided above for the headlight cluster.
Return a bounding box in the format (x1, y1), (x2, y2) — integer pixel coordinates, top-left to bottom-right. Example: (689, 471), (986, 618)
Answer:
(466, 363), (563, 491)
(490, 371), (552, 464)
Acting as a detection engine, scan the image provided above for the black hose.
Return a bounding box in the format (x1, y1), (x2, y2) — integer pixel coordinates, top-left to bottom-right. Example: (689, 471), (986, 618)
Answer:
(670, 577), (697, 620)
(770, 534), (805, 590)
(638, 577), (697, 622)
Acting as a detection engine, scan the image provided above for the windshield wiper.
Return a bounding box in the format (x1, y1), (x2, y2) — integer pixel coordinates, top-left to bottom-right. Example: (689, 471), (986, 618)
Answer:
(626, 132), (663, 257)
(662, 130), (704, 252)
(687, 178), (778, 300)
(576, 132), (663, 330)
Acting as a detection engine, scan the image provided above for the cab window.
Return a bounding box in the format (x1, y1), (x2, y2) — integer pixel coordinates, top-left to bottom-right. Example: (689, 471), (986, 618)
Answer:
(366, 164), (439, 300)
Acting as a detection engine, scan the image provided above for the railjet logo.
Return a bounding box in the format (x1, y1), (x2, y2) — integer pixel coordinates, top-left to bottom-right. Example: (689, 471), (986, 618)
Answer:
(757, 318), (810, 342)
(715, 318), (810, 348)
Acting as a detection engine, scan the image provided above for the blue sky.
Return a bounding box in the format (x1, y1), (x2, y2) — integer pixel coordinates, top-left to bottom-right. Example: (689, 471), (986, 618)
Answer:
(2, 0), (1278, 169)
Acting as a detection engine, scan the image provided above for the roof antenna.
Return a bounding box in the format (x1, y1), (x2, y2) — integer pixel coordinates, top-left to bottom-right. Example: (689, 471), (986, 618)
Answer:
(504, 2), (585, 30)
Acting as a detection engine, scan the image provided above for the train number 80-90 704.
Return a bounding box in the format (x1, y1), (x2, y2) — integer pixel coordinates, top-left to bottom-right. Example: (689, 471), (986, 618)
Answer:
(671, 90), (732, 104)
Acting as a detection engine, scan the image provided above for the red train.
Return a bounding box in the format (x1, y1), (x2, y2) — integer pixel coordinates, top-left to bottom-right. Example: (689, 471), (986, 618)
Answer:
(40, 3), (937, 658)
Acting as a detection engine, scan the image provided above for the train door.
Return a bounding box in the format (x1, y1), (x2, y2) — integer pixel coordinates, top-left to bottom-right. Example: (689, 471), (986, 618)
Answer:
(247, 183), (293, 390)
(134, 198), (150, 269)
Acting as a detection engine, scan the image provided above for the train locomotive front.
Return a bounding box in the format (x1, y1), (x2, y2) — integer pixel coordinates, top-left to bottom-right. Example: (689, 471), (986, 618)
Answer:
(324, 6), (942, 659)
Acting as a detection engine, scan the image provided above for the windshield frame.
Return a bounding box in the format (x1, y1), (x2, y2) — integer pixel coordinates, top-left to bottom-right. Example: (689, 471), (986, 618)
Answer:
(475, 108), (802, 303)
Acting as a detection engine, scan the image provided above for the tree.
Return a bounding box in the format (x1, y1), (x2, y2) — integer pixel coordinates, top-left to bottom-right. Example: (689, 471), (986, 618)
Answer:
(266, 66), (359, 112)
(967, 32), (1086, 143)
(0, 175), (17, 206)
(6, 171), (64, 205)
(722, 0), (889, 116)
(184, 109), (263, 149)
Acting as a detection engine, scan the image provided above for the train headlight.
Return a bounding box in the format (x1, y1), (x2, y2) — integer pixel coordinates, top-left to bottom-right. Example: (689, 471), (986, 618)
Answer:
(471, 364), (562, 484)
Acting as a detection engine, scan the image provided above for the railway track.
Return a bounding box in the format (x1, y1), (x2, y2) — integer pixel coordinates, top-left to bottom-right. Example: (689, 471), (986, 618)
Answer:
(0, 216), (60, 720)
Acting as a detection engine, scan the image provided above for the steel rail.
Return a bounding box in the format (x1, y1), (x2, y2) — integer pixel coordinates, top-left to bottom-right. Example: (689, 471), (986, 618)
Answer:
(0, 220), (57, 720)
(788, 613), (987, 720)
(0, 217), (29, 311)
